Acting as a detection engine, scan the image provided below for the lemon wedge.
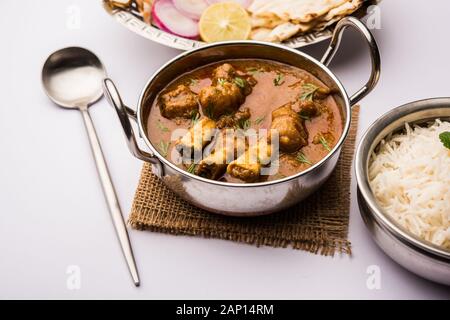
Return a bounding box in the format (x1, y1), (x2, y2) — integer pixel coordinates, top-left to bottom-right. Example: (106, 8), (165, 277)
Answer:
(199, 2), (251, 43)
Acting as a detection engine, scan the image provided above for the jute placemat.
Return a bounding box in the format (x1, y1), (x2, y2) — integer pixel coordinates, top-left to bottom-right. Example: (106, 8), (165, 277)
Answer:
(129, 107), (359, 256)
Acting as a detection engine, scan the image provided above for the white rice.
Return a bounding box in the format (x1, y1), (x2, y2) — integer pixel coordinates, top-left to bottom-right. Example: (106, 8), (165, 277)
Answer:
(368, 119), (450, 250)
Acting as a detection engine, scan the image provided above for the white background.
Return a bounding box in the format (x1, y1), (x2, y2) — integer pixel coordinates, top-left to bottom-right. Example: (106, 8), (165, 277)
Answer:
(1, 0), (449, 299)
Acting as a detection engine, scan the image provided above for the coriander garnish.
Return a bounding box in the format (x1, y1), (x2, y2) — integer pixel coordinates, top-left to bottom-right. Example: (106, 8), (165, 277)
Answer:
(187, 163), (196, 174)
(189, 78), (198, 86)
(300, 83), (319, 101)
(439, 131), (450, 149)
(217, 78), (226, 86)
(204, 104), (214, 119)
(273, 73), (285, 86)
(156, 120), (169, 132)
(246, 67), (262, 75)
(191, 111), (200, 126)
(254, 116), (265, 125)
(299, 112), (310, 121)
(319, 135), (331, 152)
(237, 118), (251, 131)
(296, 152), (312, 165)
(233, 77), (246, 88)
(158, 141), (170, 157)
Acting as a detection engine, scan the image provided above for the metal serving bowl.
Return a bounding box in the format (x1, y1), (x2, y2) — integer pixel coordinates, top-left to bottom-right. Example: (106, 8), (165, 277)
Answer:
(355, 98), (450, 286)
(103, 17), (380, 216)
(102, 0), (381, 51)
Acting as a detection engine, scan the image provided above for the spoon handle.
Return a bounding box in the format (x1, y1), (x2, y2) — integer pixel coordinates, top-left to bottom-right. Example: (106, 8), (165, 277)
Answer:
(79, 106), (140, 287)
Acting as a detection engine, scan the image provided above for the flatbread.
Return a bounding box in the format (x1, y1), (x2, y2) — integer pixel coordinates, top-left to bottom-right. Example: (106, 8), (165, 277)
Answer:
(250, 28), (273, 41)
(323, 0), (363, 21)
(265, 22), (302, 42)
(314, 0), (364, 31)
(248, 0), (350, 23)
(251, 15), (285, 29)
(247, 0), (365, 42)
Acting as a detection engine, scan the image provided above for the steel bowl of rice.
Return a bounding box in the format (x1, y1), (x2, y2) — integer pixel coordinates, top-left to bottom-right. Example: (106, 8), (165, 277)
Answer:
(355, 98), (450, 286)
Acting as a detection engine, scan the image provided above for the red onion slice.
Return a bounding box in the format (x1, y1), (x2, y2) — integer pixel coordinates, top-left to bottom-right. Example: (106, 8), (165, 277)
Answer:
(173, 0), (209, 20)
(152, 0), (200, 39)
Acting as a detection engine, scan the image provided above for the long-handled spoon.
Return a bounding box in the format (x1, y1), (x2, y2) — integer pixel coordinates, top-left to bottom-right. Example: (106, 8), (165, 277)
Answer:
(42, 47), (140, 286)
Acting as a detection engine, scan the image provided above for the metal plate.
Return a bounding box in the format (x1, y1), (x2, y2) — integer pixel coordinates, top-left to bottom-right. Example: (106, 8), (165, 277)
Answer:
(102, 0), (380, 51)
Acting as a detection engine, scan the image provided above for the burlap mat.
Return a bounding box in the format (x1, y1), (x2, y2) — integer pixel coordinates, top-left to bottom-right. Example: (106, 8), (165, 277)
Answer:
(129, 107), (359, 256)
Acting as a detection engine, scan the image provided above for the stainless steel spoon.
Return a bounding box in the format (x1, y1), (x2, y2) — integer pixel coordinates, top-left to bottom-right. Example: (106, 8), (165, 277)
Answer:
(42, 47), (140, 286)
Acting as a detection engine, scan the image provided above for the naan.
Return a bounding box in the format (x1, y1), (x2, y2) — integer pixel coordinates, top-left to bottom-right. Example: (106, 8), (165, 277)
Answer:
(266, 23), (301, 42)
(248, 0), (350, 23)
(250, 28), (273, 41)
(251, 16), (285, 29)
(248, 0), (365, 42)
(313, 0), (364, 31)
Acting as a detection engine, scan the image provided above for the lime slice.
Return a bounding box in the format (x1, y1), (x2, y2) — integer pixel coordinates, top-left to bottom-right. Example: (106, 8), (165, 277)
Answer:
(199, 2), (251, 43)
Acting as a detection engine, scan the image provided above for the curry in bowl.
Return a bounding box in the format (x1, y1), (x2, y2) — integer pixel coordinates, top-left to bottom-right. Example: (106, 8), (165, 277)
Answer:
(146, 59), (343, 183)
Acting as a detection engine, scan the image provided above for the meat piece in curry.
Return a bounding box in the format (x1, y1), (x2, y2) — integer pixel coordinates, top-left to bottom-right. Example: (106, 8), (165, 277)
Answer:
(297, 100), (321, 119)
(198, 64), (255, 120)
(212, 63), (235, 83)
(147, 59), (343, 184)
(227, 138), (272, 183)
(199, 84), (244, 119)
(216, 107), (251, 129)
(270, 103), (308, 153)
(175, 118), (216, 156)
(158, 84), (198, 119)
(196, 131), (246, 180)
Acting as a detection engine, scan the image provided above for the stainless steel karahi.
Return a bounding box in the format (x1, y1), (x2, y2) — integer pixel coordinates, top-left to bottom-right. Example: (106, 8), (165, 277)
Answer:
(103, 17), (380, 216)
(355, 98), (450, 286)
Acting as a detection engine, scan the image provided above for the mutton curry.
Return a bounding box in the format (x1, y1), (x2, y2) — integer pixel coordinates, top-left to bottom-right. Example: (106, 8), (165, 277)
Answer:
(146, 59), (343, 183)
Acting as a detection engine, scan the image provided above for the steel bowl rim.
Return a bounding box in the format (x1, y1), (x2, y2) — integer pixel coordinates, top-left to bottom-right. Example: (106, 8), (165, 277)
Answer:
(355, 97), (450, 260)
(136, 40), (352, 188)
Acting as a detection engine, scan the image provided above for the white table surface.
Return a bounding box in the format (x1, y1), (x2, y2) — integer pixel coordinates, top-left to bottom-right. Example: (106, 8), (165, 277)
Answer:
(1, 0), (449, 300)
